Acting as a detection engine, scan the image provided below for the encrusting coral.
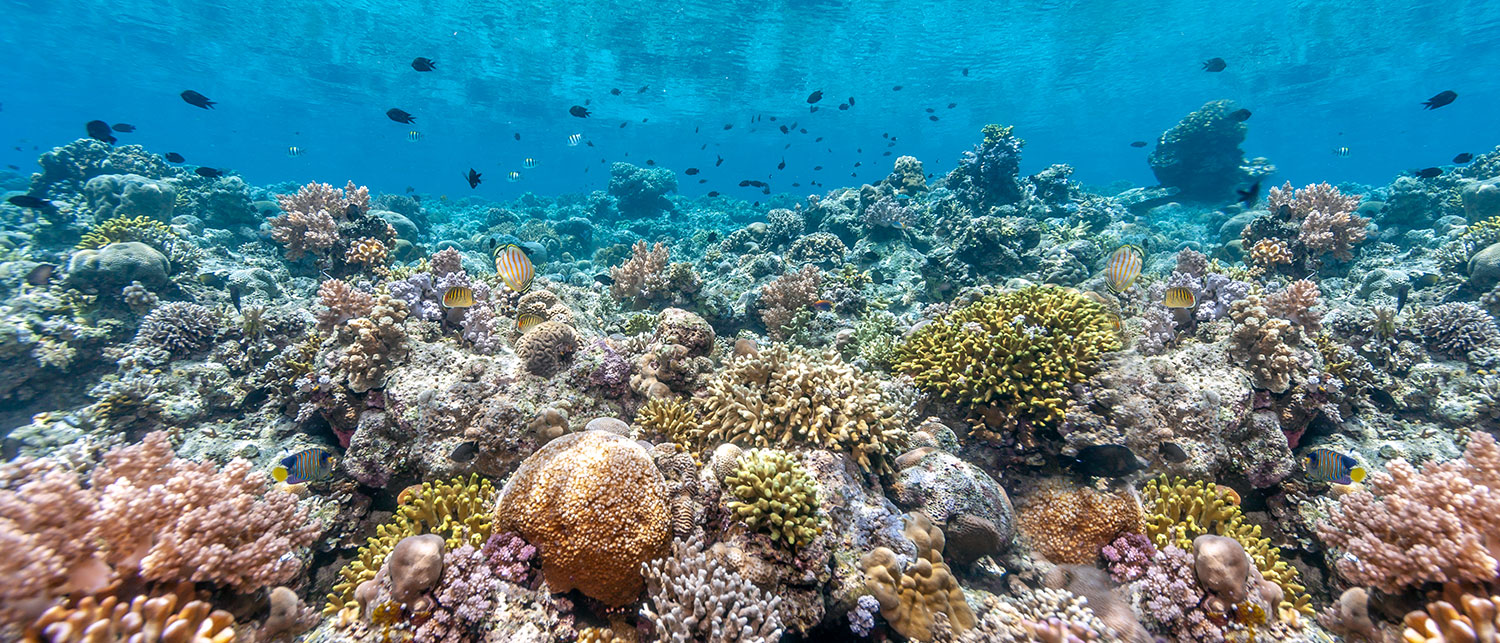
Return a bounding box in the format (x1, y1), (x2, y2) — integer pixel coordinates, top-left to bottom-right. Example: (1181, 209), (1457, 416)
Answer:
(1016, 483), (1141, 565)
(862, 512), (976, 641)
(640, 534), (784, 643)
(724, 448), (825, 550)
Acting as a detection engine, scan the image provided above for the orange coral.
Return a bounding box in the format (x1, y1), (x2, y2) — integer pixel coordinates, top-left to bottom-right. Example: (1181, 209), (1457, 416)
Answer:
(1248, 238), (1292, 268)
(1016, 484), (1142, 565)
(344, 237), (388, 266)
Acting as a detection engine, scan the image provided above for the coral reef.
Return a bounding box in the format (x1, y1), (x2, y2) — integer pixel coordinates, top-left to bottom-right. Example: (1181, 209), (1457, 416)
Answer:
(724, 448), (825, 550)
(1149, 99), (1258, 202)
(861, 512), (976, 640)
(640, 534), (784, 642)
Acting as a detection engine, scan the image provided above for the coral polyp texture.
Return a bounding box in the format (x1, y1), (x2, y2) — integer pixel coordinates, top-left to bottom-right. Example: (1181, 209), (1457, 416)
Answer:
(724, 448), (825, 549)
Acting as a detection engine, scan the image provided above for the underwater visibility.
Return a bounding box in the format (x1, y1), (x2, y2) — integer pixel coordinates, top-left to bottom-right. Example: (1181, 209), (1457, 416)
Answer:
(3, 0), (1500, 641)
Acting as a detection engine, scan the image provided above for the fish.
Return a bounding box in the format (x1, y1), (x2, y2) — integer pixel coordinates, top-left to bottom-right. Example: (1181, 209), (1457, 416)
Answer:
(567, 133), (582, 146)
(723, 123), (733, 130)
(1130, 141), (1148, 148)
(926, 108), (935, 113)
(286, 146), (305, 157)
(807, 90), (823, 104)
(685, 168), (700, 175)
(638, 85), (649, 93)
(386, 108), (416, 123)
(707, 191), (720, 197)
(442, 286), (475, 308)
(407, 131), (424, 142)
(738, 180), (751, 187)
(619, 122), (627, 128)
(229, 283), (243, 311)
(1332, 146), (1351, 157)
(778, 159), (786, 170)
(892, 85), (903, 91)
(465, 168), (482, 188)
(450, 442), (478, 462)
(779, 125), (789, 134)
(848, 96), (855, 105)
(1454, 153), (1474, 164)
(111, 123), (135, 133)
(716, 155), (724, 167)
(947, 103), (957, 108)
(517, 313), (545, 333)
(523, 157), (538, 169)
(495, 244), (535, 293)
(1070, 444), (1145, 478)
(1159, 442), (1188, 463)
(593, 273), (614, 285)
(7, 195), (53, 209)
(195, 167), (223, 179)
(1414, 167), (1443, 179)
(1163, 286), (1197, 308)
(25, 263), (56, 286)
(1422, 90), (1457, 110)
(811, 300), (833, 312)
(838, 104), (849, 111)
(1303, 447), (1366, 484)
(610, 88), (621, 95)
(570, 105), (591, 118)
(411, 57), (437, 71)
(962, 68), (969, 76)
(1228, 108), (1251, 122)
(507, 171), (521, 182)
(1202, 57), (1227, 72)
(1236, 180), (1261, 206)
(346, 203), (361, 218)
(180, 90), (215, 109)
(86, 120), (116, 144)
(272, 447), (338, 484)
(1105, 245), (1144, 293)
(929, 115), (939, 121)
(515, 133), (522, 141)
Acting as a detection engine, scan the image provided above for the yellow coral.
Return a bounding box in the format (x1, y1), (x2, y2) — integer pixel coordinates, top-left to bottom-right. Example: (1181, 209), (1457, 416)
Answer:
(894, 285), (1120, 434)
(76, 215), (174, 250)
(1143, 476), (1313, 619)
(725, 449), (824, 549)
(344, 237), (389, 266)
(635, 398), (700, 448)
(324, 474), (495, 617)
(25, 583), (236, 643)
(1016, 483), (1141, 565)
(1404, 593), (1500, 643)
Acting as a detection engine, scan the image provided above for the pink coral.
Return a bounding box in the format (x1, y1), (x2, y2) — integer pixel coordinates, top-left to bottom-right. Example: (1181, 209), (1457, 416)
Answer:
(482, 531), (538, 586)
(1268, 181), (1368, 261)
(1102, 533), (1156, 583)
(610, 240), (670, 302)
(430, 247), (463, 278)
(1266, 279), (1323, 332)
(1228, 294), (1307, 393)
(1136, 545), (1223, 642)
(412, 544), (498, 643)
(274, 180), (370, 220)
(327, 293), (409, 392)
(1317, 432), (1500, 593)
(315, 279), (375, 329)
(270, 181), (370, 260)
(758, 265), (823, 339)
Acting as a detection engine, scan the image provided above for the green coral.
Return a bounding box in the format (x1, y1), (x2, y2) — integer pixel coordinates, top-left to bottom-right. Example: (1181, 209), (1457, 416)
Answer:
(894, 285), (1120, 431)
(623, 312), (657, 335)
(852, 310), (902, 369)
(725, 448), (824, 549)
(982, 123), (1016, 147)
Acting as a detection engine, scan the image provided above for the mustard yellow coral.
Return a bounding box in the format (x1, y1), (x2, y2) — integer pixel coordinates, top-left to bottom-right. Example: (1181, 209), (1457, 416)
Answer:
(635, 398), (700, 449)
(1142, 476), (1313, 619)
(725, 448), (824, 549)
(862, 512), (975, 640)
(77, 215), (174, 250)
(324, 474), (495, 616)
(1016, 483), (1141, 565)
(894, 285), (1120, 432)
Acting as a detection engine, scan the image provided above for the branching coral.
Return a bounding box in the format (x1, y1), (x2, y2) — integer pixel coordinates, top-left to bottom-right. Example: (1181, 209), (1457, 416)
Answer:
(1404, 593), (1500, 643)
(133, 301), (219, 354)
(1227, 295), (1306, 393)
(1016, 484), (1141, 565)
(24, 584), (237, 643)
(1421, 302), (1500, 360)
(76, 215), (174, 250)
(635, 398), (701, 448)
(724, 449), (824, 550)
(344, 237), (388, 267)
(640, 534), (784, 643)
(696, 345), (905, 473)
(326, 293), (408, 392)
(1317, 432), (1500, 593)
(1248, 238), (1293, 269)
(609, 241), (699, 306)
(269, 181), (369, 260)
(862, 512), (976, 640)
(894, 285), (1119, 435)
(314, 279), (374, 329)
(1267, 181), (1369, 262)
(757, 265), (822, 340)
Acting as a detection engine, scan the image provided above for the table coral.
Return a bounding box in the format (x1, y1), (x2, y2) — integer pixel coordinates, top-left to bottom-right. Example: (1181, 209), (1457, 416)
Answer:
(494, 430), (671, 607)
(640, 534), (784, 643)
(862, 512), (976, 640)
(724, 448), (824, 550)
(1016, 483), (1141, 565)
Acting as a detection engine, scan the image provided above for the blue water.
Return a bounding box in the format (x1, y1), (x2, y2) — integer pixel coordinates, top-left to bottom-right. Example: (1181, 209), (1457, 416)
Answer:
(2, 0), (1497, 197)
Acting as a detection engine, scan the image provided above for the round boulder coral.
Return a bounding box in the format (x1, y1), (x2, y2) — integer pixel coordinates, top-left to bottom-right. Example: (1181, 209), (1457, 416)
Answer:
(66, 241), (171, 291)
(515, 320), (578, 377)
(890, 447), (1015, 564)
(495, 430), (671, 606)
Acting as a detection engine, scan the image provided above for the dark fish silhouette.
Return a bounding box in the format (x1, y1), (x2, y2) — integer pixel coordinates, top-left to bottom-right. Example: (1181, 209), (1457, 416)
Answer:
(926, 107), (935, 113)
(7, 195), (53, 209)
(707, 191), (720, 197)
(739, 180), (751, 187)
(26, 263), (57, 286)
(111, 123), (135, 133)
(1422, 90), (1457, 110)
(723, 123), (732, 130)
(570, 105), (591, 118)
(514, 133), (521, 141)
(1228, 108), (1252, 122)
(848, 96), (855, 105)
(465, 168), (482, 188)
(1130, 141), (1148, 148)
(1202, 57), (1227, 72)
(685, 168), (699, 175)
(1414, 167), (1443, 178)
(1454, 153), (1474, 164)
(228, 283), (243, 311)
(164, 152), (185, 163)
(450, 442), (478, 462)
(838, 104), (848, 111)
(638, 86), (649, 93)
(181, 90), (215, 109)
(962, 68), (969, 76)
(610, 88), (621, 95)
(1236, 180), (1261, 205)
(411, 57), (436, 71)
(780, 125), (789, 134)
(1071, 444), (1145, 478)
(715, 155), (724, 167)
(928, 115), (939, 121)
(892, 85), (903, 91)
(386, 108), (416, 123)
(807, 90), (823, 104)
(947, 103), (957, 108)
(778, 159), (786, 170)
(1159, 442), (1189, 463)
(195, 167), (223, 178)
(86, 120), (116, 144)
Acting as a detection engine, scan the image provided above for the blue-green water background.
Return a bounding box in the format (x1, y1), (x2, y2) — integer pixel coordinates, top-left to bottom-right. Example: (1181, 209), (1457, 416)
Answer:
(2, 0), (1497, 198)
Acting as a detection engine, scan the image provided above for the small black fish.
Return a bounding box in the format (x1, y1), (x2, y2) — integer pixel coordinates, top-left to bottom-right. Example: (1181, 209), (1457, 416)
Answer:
(926, 107), (935, 113)
(514, 133), (521, 141)
(346, 203), (361, 218)
(685, 168), (700, 175)
(723, 123), (733, 130)
(411, 57), (436, 71)
(928, 115), (939, 121)
(707, 191), (720, 197)
(1159, 442), (1188, 463)
(1071, 444), (1145, 478)
(228, 283), (243, 311)
(799, 128), (807, 134)
(386, 108), (416, 124)
(86, 120), (116, 144)
(807, 90), (823, 104)
(638, 86), (649, 93)
(610, 88), (621, 95)
(1236, 180), (1261, 205)
(882, 132), (889, 138)
(4, 164), (17, 170)
(1423, 90), (1457, 110)
(7, 195), (53, 209)
(619, 122), (627, 128)
(780, 125), (789, 134)
(777, 159), (786, 170)
(465, 168), (482, 188)
(181, 90), (215, 109)
(1414, 167), (1443, 178)
(813, 165), (823, 171)
(450, 441), (478, 462)
(1394, 281), (1411, 313)
(195, 167), (223, 179)
(716, 155), (724, 167)
(1454, 153), (1474, 164)
(815, 136), (824, 142)
(164, 152), (185, 163)
(698, 179), (706, 183)
(1202, 57), (1227, 72)
(848, 96), (855, 106)
(882, 151), (891, 156)
(892, 85), (903, 91)
(646, 159), (655, 166)
(570, 105), (591, 118)
(1130, 141), (1148, 148)
(738, 180), (751, 187)
(111, 123), (135, 133)
(837, 103), (849, 110)
(1228, 108), (1252, 122)
(809, 106), (819, 113)
(947, 103), (957, 109)
(594, 272), (615, 286)
(962, 68), (969, 76)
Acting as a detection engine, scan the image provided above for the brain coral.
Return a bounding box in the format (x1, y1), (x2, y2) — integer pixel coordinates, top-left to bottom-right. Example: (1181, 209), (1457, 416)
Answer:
(514, 320), (578, 377)
(894, 285), (1120, 434)
(697, 345), (905, 473)
(725, 448), (825, 549)
(495, 430), (671, 607)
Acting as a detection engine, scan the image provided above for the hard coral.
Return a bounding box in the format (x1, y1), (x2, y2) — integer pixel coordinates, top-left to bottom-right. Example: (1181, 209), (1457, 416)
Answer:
(1228, 295), (1306, 393)
(1268, 182), (1368, 261)
(134, 301), (218, 354)
(24, 585), (236, 643)
(326, 293), (408, 392)
(862, 512), (976, 640)
(495, 430), (671, 607)
(1149, 100), (1254, 202)
(608, 241), (698, 306)
(1317, 432), (1500, 593)
(1421, 302), (1500, 360)
(640, 534), (784, 643)
(514, 320), (578, 377)
(1016, 484), (1141, 565)
(895, 285), (1119, 434)
(725, 449), (824, 550)
(1404, 593), (1500, 643)
(315, 279), (374, 329)
(758, 266), (823, 340)
(945, 124), (1027, 210)
(344, 237), (389, 267)
(635, 398), (700, 448)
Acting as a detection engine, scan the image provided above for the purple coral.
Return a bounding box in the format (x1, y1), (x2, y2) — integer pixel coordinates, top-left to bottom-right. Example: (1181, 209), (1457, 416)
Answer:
(849, 594), (878, 637)
(481, 531), (538, 586)
(414, 544), (498, 643)
(460, 306), (505, 354)
(389, 272), (443, 322)
(586, 341), (632, 398)
(1101, 533), (1155, 583)
(1137, 545), (1223, 642)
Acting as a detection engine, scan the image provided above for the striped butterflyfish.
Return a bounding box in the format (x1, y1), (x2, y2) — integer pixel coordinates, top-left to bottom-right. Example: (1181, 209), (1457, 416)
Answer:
(495, 244), (535, 293)
(1163, 286), (1197, 309)
(1105, 245), (1144, 293)
(442, 286), (475, 308)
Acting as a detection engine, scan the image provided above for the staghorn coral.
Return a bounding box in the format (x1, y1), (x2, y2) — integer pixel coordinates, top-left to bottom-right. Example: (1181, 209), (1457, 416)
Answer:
(325, 475), (495, 617)
(133, 301), (219, 355)
(494, 430), (671, 607)
(1135, 544), (1223, 642)
(640, 534), (784, 643)
(1317, 432), (1500, 593)
(1016, 484), (1141, 565)
(696, 345), (905, 473)
(274, 180), (370, 220)
(862, 512), (976, 640)
(757, 265), (823, 340)
(514, 320), (578, 377)
(314, 279), (374, 329)
(894, 285), (1120, 435)
(724, 449), (824, 550)
(1266, 279), (1324, 332)
(76, 215), (174, 251)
